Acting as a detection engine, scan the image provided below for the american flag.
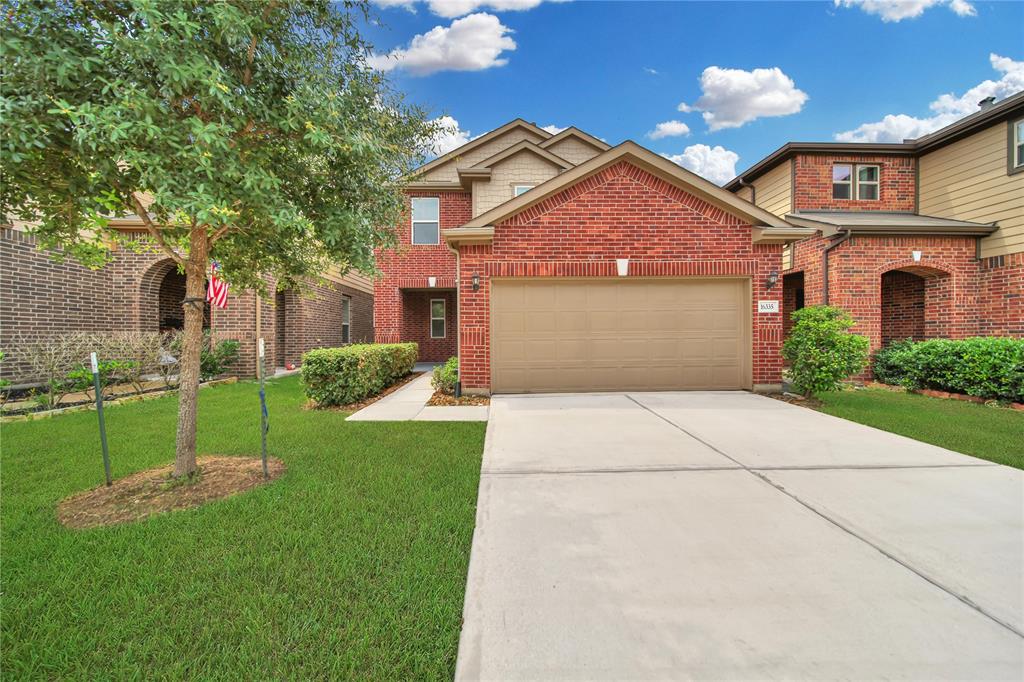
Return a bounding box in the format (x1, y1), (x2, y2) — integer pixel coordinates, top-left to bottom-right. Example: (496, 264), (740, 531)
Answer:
(207, 260), (229, 309)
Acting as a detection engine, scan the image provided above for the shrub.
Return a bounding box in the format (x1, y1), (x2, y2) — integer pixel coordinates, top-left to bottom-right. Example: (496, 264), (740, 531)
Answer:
(200, 333), (241, 381)
(872, 337), (1024, 402)
(432, 357), (459, 394)
(67, 360), (135, 400)
(301, 343), (418, 407)
(782, 306), (869, 396)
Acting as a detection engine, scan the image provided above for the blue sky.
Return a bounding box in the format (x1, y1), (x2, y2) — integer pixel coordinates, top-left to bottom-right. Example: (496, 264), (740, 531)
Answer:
(363, 0), (1024, 184)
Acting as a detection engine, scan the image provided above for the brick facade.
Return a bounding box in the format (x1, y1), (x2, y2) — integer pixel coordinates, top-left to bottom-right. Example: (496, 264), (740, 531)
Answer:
(880, 271), (926, 345)
(455, 161), (786, 392)
(0, 228), (372, 383)
(793, 154), (916, 213)
(373, 190), (470, 360)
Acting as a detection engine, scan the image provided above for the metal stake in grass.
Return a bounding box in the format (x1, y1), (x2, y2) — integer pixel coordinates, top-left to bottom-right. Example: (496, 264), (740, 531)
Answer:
(91, 352), (112, 486)
(258, 338), (269, 480)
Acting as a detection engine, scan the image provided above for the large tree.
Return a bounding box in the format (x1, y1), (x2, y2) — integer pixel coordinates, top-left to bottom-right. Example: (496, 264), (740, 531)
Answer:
(2, 0), (436, 477)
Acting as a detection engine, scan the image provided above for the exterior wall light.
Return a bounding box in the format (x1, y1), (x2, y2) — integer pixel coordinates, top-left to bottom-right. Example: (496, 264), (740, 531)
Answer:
(766, 270), (779, 290)
(472, 273), (480, 291)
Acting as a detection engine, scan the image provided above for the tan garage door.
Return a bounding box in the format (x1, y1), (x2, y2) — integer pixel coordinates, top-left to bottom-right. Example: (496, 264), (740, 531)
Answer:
(491, 279), (750, 393)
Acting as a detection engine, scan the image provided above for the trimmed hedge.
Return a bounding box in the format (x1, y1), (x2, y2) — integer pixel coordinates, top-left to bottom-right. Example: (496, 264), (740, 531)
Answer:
(872, 337), (1024, 402)
(301, 343), (418, 407)
(432, 356), (458, 394)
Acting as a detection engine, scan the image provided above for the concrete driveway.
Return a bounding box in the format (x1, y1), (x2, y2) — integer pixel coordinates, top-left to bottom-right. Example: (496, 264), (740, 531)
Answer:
(456, 392), (1024, 681)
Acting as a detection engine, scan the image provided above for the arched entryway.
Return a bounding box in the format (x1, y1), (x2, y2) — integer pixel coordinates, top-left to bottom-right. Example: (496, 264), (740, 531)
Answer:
(879, 264), (952, 347)
(139, 258), (210, 332)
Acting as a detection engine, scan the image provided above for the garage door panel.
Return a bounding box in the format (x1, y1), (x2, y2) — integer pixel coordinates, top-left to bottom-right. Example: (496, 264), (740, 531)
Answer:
(491, 279), (750, 393)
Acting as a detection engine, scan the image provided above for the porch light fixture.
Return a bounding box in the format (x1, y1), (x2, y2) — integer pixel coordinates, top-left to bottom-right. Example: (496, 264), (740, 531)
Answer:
(616, 258), (629, 277)
(472, 273), (480, 291)
(912, 250), (922, 262)
(766, 270), (779, 290)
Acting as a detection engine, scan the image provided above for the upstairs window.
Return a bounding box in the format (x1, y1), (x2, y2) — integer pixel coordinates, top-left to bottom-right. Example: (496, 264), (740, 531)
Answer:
(1012, 119), (1024, 173)
(832, 165), (852, 199)
(411, 197), (439, 245)
(514, 185), (534, 197)
(832, 163), (879, 201)
(857, 165), (880, 200)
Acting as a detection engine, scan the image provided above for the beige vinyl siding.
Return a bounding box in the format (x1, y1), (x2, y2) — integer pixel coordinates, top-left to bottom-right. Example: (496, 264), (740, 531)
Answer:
(735, 185), (753, 202)
(781, 244), (793, 271)
(325, 266), (374, 294)
(544, 137), (602, 165)
(751, 160), (792, 218)
(421, 129), (547, 183)
(919, 121), (1024, 258)
(472, 151), (562, 217)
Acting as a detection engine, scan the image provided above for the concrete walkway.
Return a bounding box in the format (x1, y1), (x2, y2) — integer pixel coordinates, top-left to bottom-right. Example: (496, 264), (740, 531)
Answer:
(457, 391), (1023, 680)
(346, 370), (488, 422)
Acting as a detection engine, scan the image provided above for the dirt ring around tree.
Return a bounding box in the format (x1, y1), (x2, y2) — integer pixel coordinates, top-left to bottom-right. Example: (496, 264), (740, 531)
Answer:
(57, 455), (286, 529)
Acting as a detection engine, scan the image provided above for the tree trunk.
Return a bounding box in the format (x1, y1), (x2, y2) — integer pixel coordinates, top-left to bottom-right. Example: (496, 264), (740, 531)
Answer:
(172, 227), (209, 478)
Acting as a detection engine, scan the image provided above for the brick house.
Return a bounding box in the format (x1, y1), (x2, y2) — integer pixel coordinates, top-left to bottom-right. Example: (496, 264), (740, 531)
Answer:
(725, 91), (1023, 358)
(0, 218), (373, 383)
(375, 120), (811, 394)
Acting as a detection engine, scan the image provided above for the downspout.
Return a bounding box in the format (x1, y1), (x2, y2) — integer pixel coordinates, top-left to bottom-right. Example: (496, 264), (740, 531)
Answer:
(822, 230), (852, 305)
(445, 237), (462, 397)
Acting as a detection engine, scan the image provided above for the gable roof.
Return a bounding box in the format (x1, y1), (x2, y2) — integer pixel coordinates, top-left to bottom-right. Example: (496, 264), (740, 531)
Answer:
(410, 118), (552, 179)
(461, 140), (791, 230)
(538, 127), (611, 153)
(785, 211), (997, 237)
(469, 140), (573, 171)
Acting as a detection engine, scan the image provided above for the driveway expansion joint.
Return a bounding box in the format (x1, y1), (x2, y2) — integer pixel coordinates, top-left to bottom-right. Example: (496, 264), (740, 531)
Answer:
(623, 393), (1024, 640)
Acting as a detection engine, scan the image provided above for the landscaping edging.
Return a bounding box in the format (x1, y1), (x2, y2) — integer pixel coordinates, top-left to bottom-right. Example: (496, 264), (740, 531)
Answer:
(0, 377), (238, 423)
(867, 382), (1024, 410)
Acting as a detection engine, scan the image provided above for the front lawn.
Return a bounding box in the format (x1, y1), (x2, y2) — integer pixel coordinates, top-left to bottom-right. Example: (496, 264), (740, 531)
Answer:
(1, 375), (485, 679)
(816, 388), (1023, 470)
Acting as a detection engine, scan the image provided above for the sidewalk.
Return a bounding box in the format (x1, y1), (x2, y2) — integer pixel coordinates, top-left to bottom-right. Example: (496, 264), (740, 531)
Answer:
(346, 372), (488, 422)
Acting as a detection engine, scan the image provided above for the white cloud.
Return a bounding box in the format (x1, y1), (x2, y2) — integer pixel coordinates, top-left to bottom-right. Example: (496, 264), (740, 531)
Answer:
(678, 66), (808, 131)
(429, 115), (473, 155)
(372, 0), (418, 12)
(661, 144), (740, 186)
(644, 67), (659, 75)
(835, 53), (1024, 142)
(540, 124), (566, 135)
(647, 120), (691, 140)
(368, 13), (516, 76)
(427, 0), (545, 18)
(833, 0), (975, 22)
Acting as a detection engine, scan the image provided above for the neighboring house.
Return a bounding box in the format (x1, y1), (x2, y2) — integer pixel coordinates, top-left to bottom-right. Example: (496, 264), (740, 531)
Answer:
(0, 218), (373, 383)
(725, 91), (1024, 354)
(374, 119), (810, 394)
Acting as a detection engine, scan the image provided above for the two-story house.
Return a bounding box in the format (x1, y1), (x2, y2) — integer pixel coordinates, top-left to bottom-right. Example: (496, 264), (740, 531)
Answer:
(374, 120), (810, 394)
(725, 91), (1023, 355)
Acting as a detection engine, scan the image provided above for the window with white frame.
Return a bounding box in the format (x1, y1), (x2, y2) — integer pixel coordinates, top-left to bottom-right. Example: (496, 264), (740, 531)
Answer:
(1012, 119), (1024, 173)
(832, 163), (879, 200)
(430, 299), (445, 339)
(411, 197), (439, 245)
(832, 164), (852, 199)
(857, 165), (880, 200)
(513, 185), (534, 197)
(341, 296), (351, 343)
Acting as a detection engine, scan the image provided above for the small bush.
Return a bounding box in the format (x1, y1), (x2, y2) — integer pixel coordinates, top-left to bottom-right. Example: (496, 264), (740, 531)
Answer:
(67, 360), (134, 400)
(872, 337), (1024, 402)
(201, 333), (240, 381)
(301, 343), (418, 407)
(432, 357), (459, 394)
(782, 306), (869, 396)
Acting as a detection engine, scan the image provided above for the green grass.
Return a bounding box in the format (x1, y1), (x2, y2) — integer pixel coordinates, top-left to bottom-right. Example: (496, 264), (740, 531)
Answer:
(816, 388), (1024, 470)
(1, 375), (486, 679)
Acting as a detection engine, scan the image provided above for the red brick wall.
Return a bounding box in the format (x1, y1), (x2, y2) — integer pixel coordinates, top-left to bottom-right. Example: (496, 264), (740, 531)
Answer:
(456, 161), (786, 391)
(373, 190), (468, 359)
(978, 252), (1024, 337)
(784, 233), (983, 357)
(400, 290), (457, 362)
(880, 270), (926, 345)
(793, 154), (916, 212)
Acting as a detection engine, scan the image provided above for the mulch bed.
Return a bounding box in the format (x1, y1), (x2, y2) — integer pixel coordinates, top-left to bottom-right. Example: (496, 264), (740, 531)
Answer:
(426, 391), (490, 406)
(307, 372), (424, 412)
(57, 455), (286, 529)
(768, 392), (824, 409)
